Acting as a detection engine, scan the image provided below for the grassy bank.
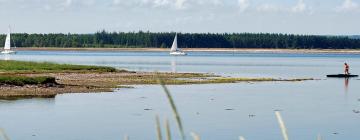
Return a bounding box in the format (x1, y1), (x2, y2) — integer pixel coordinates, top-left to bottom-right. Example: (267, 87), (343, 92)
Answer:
(0, 60), (117, 73)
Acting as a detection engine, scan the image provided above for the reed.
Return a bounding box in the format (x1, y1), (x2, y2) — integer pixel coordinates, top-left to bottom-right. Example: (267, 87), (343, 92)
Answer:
(275, 111), (289, 140)
(157, 75), (186, 140)
(0, 128), (10, 140)
(317, 134), (322, 140)
(239, 136), (246, 140)
(190, 132), (201, 140)
(165, 118), (172, 140)
(156, 115), (163, 140)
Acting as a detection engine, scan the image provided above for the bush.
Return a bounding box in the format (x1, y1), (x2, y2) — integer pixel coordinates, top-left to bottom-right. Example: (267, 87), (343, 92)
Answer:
(0, 75), (57, 86)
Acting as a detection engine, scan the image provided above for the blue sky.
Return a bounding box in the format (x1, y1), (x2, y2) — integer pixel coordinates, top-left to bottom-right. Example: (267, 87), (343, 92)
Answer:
(0, 0), (359, 35)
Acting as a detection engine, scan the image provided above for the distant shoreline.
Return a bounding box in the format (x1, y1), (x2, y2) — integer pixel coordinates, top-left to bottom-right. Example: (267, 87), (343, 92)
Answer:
(15, 47), (360, 54)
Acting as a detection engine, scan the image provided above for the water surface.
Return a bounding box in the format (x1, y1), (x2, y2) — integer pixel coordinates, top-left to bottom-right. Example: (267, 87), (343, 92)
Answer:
(0, 51), (359, 140)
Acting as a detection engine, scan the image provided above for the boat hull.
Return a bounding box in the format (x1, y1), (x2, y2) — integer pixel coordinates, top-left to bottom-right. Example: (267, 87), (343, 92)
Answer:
(170, 51), (187, 56)
(327, 74), (358, 78)
(1, 50), (16, 54)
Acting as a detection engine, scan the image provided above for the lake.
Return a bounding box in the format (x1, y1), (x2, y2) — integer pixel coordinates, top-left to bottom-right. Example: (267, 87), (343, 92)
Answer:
(0, 51), (359, 140)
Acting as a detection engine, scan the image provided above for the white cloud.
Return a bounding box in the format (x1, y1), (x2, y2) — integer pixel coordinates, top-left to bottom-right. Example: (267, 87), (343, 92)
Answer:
(113, 0), (120, 5)
(257, 4), (280, 12)
(63, 0), (72, 7)
(152, 0), (170, 7)
(82, 0), (96, 6)
(189, 0), (223, 7)
(291, 0), (306, 13)
(38, 0), (98, 11)
(43, 4), (52, 11)
(174, 0), (187, 9)
(113, 0), (142, 7)
(255, 0), (313, 14)
(238, 0), (250, 12)
(336, 0), (359, 12)
(122, 0), (187, 10)
(211, 0), (222, 6)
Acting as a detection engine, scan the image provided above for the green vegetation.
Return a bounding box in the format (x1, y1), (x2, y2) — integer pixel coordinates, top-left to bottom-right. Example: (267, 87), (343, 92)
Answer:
(1, 31), (360, 49)
(0, 75), (56, 86)
(0, 60), (117, 73)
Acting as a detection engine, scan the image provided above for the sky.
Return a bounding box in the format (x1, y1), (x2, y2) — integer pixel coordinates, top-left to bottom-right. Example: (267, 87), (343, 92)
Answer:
(0, 0), (359, 35)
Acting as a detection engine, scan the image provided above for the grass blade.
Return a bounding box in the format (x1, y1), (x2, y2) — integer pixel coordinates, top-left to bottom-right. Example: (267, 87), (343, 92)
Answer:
(275, 111), (289, 140)
(156, 115), (163, 140)
(190, 132), (201, 140)
(317, 134), (322, 140)
(165, 118), (172, 140)
(157, 75), (186, 140)
(0, 128), (10, 140)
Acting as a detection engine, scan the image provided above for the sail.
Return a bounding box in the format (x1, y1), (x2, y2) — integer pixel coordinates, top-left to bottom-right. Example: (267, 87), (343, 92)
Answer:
(4, 27), (11, 50)
(170, 34), (178, 52)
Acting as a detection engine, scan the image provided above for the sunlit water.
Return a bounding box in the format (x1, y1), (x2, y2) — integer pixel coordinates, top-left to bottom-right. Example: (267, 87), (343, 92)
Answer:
(0, 51), (359, 140)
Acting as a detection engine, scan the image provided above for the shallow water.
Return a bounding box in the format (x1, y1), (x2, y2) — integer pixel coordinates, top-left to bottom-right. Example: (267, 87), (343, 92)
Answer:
(0, 51), (359, 140)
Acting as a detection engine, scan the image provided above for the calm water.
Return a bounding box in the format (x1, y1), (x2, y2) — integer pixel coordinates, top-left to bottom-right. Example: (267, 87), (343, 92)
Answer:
(0, 51), (359, 140)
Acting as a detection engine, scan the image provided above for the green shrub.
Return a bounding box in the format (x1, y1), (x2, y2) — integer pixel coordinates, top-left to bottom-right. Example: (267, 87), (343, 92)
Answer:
(0, 76), (57, 86)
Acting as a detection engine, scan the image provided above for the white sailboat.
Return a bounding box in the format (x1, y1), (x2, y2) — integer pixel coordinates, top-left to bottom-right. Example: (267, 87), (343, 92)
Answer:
(170, 34), (186, 56)
(2, 26), (16, 54)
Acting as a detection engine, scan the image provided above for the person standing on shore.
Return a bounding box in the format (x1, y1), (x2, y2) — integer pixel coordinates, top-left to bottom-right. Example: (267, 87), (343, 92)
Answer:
(344, 63), (350, 75)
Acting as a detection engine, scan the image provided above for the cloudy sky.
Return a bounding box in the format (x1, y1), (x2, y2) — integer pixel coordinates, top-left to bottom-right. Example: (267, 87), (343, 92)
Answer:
(0, 0), (359, 35)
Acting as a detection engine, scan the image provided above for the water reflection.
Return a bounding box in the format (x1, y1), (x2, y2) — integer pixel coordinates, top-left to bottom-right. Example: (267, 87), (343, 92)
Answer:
(0, 98), (55, 107)
(345, 78), (349, 93)
(171, 57), (177, 73)
(3, 54), (11, 61)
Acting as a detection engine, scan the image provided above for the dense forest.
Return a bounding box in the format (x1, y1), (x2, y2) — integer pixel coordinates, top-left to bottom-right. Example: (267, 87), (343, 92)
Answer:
(1, 31), (360, 49)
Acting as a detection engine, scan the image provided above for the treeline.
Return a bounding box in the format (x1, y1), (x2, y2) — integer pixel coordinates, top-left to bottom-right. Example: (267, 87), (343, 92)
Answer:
(1, 31), (360, 49)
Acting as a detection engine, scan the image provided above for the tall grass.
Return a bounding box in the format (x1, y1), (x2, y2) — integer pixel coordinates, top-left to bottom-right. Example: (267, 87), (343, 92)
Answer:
(190, 132), (201, 140)
(0, 128), (10, 140)
(157, 75), (186, 140)
(239, 136), (246, 140)
(165, 118), (172, 140)
(156, 115), (163, 140)
(275, 111), (289, 140)
(317, 134), (322, 140)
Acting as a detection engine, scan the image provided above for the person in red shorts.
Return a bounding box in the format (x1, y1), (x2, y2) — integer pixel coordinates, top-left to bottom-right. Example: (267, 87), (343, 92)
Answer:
(344, 63), (350, 75)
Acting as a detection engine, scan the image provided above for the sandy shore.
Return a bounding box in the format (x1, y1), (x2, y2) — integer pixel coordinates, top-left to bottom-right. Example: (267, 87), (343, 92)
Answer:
(16, 47), (360, 54)
(0, 71), (313, 99)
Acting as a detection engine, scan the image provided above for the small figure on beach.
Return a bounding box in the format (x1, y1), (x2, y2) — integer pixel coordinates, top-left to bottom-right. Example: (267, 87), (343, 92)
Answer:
(344, 63), (350, 75)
